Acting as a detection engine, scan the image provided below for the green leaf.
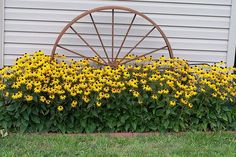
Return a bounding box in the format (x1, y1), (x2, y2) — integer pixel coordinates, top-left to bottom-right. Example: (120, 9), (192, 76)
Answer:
(173, 124), (179, 132)
(38, 123), (44, 132)
(41, 104), (47, 110)
(166, 110), (170, 116)
(223, 106), (230, 112)
(32, 108), (39, 115)
(87, 103), (93, 109)
(222, 114), (228, 121)
(20, 105), (28, 113)
(131, 121), (138, 131)
(0, 101), (4, 107)
(23, 112), (29, 121)
(164, 120), (169, 129)
(20, 124), (28, 133)
(125, 123), (130, 131)
(14, 112), (20, 119)
(0, 121), (8, 130)
(80, 119), (87, 128)
(121, 116), (126, 124)
(91, 110), (98, 117)
(157, 101), (165, 109)
(6, 105), (16, 112)
(58, 124), (66, 133)
(107, 120), (114, 129)
(142, 108), (148, 113)
(149, 125), (158, 131)
(229, 122), (236, 129)
(86, 123), (96, 133)
(31, 116), (40, 124)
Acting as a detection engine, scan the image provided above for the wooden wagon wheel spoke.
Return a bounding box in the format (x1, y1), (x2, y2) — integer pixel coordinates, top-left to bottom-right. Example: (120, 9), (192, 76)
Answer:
(89, 13), (111, 64)
(121, 45), (167, 64)
(69, 26), (107, 64)
(51, 6), (174, 67)
(57, 44), (106, 65)
(119, 26), (156, 64)
(112, 9), (115, 62)
(115, 14), (137, 61)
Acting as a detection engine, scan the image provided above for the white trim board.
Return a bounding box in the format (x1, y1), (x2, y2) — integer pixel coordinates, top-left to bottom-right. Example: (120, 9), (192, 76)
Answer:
(227, 0), (236, 67)
(0, 0), (4, 68)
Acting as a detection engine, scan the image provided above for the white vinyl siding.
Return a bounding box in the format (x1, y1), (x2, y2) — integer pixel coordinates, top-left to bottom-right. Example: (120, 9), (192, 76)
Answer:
(0, 0), (4, 67)
(1, 0), (235, 66)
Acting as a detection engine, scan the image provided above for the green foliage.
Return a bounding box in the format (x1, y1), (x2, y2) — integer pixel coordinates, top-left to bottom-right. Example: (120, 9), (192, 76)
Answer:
(0, 51), (235, 133)
(0, 91), (235, 133)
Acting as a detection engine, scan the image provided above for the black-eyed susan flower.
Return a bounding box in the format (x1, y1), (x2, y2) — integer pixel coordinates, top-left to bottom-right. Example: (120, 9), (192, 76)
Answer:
(96, 102), (102, 107)
(57, 105), (64, 111)
(40, 96), (46, 102)
(71, 100), (78, 108)
(151, 95), (158, 100)
(170, 101), (176, 106)
(25, 95), (33, 101)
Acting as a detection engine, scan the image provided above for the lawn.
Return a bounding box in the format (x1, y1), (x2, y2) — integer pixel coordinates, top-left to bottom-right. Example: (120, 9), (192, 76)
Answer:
(1, 132), (236, 157)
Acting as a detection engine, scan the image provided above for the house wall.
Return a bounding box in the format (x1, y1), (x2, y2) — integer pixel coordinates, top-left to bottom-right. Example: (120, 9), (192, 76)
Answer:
(0, 0), (235, 66)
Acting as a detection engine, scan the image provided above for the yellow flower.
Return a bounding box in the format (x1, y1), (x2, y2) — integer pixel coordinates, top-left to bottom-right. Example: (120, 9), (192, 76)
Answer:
(138, 99), (143, 104)
(4, 92), (9, 97)
(201, 88), (206, 92)
(57, 105), (64, 111)
(180, 98), (188, 105)
(220, 95), (226, 100)
(174, 94), (180, 98)
(11, 92), (23, 99)
(96, 102), (102, 107)
(40, 96), (46, 102)
(25, 95), (33, 101)
(151, 95), (157, 100)
(140, 79), (147, 84)
(71, 100), (78, 108)
(84, 90), (90, 96)
(60, 95), (66, 100)
(104, 93), (110, 99)
(143, 85), (152, 92)
(34, 87), (41, 93)
(132, 91), (140, 97)
(188, 103), (193, 108)
(49, 95), (55, 99)
(158, 89), (169, 95)
(212, 93), (217, 97)
(170, 101), (176, 106)
(46, 100), (51, 104)
(82, 96), (90, 103)
(103, 87), (109, 92)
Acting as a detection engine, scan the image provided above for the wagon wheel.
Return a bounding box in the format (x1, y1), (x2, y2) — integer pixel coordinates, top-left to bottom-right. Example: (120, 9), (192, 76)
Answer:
(51, 6), (174, 67)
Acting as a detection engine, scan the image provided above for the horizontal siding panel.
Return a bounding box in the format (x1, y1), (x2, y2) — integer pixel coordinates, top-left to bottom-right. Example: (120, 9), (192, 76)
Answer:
(5, 20), (229, 40)
(5, 43), (227, 61)
(124, 0), (232, 5)
(5, 8), (230, 28)
(4, 45), (226, 66)
(5, 0), (231, 17)
(4, 32), (228, 51)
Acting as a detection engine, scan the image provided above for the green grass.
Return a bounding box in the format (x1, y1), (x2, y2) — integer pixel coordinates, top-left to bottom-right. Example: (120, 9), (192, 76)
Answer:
(1, 132), (236, 157)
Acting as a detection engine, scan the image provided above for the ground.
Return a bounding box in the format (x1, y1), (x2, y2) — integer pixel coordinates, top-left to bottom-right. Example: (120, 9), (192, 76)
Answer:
(1, 132), (236, 157)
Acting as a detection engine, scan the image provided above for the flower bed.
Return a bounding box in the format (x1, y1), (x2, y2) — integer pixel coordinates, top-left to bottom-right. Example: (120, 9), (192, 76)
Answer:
(0, 51), (235, 133)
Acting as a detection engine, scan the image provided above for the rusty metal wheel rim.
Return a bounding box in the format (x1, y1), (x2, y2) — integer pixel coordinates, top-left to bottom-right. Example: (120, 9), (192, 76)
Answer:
(51, 5), (174, 67)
